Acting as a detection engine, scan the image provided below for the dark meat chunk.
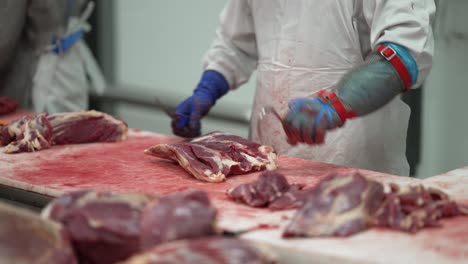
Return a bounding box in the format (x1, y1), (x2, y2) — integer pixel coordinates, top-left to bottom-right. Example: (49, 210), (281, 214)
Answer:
(374, 184), (468, 232)
(0, 202), (77, 264)
(42, 189), (219, 263)
(144, 131), (277, 182)
(283, 173), (385, 237)
(0, 96), (18, 115)
(1, 110), (128, 153)
(268, 184), (310, 210)
(140, 189), (217, 250)
(227, 171), (307, 210)
(42, 190), (153, 264)
(283, 173), (468, 238)
(120, 238), (275, 264)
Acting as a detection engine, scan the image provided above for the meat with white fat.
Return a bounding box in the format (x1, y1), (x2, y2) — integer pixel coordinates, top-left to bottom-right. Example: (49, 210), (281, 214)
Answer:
(144, 131), (277, 182)
(0, 110), (128, 153)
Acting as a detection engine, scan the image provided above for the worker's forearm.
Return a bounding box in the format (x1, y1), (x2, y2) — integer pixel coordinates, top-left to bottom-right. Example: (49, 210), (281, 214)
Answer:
(333, 45), (416, 117)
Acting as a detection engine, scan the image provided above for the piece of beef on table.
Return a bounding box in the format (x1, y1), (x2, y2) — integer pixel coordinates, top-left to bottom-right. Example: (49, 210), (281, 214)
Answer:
(0, 110), (128, 154)
(0, 202), (77, 264)
(41, 189), (220, 264)
(283, 173), (385, 238)
(140, 189), (218, 250)
(373, 183), (468, 232)
(42, 190), (154, 264)
(283, 173), (468, 238)
(48, 110), (128, 145)
(0, 96), (18, 115)
(144, 131), (277, 182)
(0, 113), (53, 153)
(119, 237), (276, 264)
(227, 171), (309, 210)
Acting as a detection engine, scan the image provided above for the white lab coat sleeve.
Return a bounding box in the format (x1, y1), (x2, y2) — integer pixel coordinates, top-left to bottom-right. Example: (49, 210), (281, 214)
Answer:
(202, 0), (258, 90)
(363, 0), (436, 88)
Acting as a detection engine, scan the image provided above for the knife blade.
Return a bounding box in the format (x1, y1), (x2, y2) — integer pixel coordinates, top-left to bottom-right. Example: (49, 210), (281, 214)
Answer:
(257, 106), (294, 145)
(154, 97), (193, 139)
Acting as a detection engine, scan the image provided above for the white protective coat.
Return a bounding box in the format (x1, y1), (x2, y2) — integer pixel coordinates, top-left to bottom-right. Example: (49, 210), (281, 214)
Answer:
(0, 0), (105, 114)
(32, 16), (106, 113)
(202, 0), (435, 176)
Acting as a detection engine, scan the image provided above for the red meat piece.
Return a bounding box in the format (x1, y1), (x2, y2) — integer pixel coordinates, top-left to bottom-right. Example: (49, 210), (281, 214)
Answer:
(0, 110), (128, 153)
(1, 202), (77, 264)
(42, 190), (153, 264)
(374, 184), (468, 232)
(283, 173), (385, 237)
(144, 131), (277, 182)
(48, 110), (127, 145)
(140, 189), (217, 250)
(283, 173), (468, 238)
(121, 237), (275, 264)
(0, 96), (18, 115)
(227, 171), (308, 210)
(0, 113), (53, 153)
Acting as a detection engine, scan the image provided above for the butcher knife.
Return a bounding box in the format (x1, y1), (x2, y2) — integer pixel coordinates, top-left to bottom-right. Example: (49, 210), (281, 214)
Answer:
(154, 97), (193, 139)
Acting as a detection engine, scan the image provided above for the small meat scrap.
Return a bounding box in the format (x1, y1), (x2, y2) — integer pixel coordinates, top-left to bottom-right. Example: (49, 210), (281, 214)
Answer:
(140, 189), (217, 250)
(0, 110), (128, 154)
(1, 202), (77, 264)
(373, 184), (468, 233)
(119, 238), (276, 264)
(283, 173), (385, 238)
(144, 131), (277, 182)
(0, 96), (19, 115)
(227, 171), (307, 210)
(42, 190), (154, 264)
(283, 173), (468, 238)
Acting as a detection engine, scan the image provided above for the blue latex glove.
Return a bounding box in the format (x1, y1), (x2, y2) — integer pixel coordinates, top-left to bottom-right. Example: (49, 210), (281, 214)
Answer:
(283, 97), (343, 144)
(172, 70), (229, 138)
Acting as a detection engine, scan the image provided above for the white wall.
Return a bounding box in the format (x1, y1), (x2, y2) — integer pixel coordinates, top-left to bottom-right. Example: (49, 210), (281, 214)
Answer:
(108, 0), (256, 138)
(416, 0), (468, 177)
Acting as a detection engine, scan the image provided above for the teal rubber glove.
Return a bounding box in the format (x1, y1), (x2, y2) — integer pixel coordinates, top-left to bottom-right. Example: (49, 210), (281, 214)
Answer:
(283, 43), (418, 145)
(283, 97), (343, 144)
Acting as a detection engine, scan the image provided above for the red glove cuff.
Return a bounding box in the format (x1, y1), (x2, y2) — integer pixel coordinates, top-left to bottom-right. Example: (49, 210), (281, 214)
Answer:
(317, 90), (356, 124)
(376, 45), (412, 91)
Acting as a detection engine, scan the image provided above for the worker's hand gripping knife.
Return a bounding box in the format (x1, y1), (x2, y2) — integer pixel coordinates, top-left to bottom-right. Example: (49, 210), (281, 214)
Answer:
(282, 43), (418, 145)
(172, 70), (229, 138)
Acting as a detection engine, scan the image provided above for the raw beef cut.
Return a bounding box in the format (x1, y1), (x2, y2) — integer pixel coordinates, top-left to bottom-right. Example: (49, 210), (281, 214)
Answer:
(227, 171), (308, 210)
(283, 173), (385, 237)
(144, 131), (277, 182)
(42, 189), (220, 263)
(373, 183), (468, 233)
(140, 189), (218, 250)
(0, 110), (128, 153)
(47, 110), (128, 145)
(0, 96), (18, 115)
(120, 237), (275, 264)
(0, 202), (77, 264)
(283, 173), (468, 238)
(42, 190), (154, 264)
(0, 113), (53, 153)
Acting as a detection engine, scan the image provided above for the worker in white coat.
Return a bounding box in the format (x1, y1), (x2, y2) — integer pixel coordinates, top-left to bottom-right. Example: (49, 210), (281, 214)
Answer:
(172, 1), (435, 176)
(0, 0), (105, 114)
